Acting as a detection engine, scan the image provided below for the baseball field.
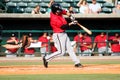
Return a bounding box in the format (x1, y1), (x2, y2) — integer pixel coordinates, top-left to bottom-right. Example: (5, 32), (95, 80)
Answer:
(0, 56), (120, 80)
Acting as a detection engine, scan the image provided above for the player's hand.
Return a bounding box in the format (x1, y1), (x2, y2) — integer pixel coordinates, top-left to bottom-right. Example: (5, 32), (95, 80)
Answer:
(69, 20), (78, 26)
(69, 22), (75, 25)
(73, 20), (78, 24)
(72, 20), (78, 25)
(33, 40), (38, 42)
(47, 36), (51, 40)
(69, 15), (75, 22)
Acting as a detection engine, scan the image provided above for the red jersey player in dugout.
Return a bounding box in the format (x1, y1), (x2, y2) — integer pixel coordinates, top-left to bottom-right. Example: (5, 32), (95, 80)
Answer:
(6, 34), (19, 54)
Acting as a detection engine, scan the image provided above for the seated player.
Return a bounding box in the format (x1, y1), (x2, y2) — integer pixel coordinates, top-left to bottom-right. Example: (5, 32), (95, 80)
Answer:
(38, 32), (49, 57)
(74, 33), (92, 56)
(92, 32), (112, 56)
(109, 33), (120, 56)
(23, 33), (38, 57)
(2, 34), (40, 53)
(5, 34), (19, 57)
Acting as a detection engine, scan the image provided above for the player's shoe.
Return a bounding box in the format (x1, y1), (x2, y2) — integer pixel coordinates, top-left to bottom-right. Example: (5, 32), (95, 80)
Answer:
(43, 55), (48, 68)
(74, 63), (83, 68)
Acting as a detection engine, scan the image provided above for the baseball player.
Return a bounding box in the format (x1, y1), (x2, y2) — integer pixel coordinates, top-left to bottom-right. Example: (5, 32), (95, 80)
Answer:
(5, 34), (19, 57)
(38, 32), (49, 57)
(109, 33), (120, 56)
(74, 33), (92, 56)
(43, 3), (82, 68)
(92, 32), (112, 56)
(24, 33), (37, 57)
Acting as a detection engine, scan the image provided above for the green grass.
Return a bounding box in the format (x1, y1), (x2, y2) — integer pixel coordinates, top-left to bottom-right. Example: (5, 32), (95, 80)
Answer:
(0, 74), (120, 80)
(0, 59), (119, 66)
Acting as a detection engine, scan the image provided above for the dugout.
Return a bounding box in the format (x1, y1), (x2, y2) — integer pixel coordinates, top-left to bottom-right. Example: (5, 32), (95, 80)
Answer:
(0, 13), (120, 56)
(0, 14), (120, 30)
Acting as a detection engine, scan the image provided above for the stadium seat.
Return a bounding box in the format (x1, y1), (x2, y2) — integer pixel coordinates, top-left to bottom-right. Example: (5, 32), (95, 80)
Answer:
(73, 8), (79, 13)
(16, 7), (25, 13)
(60, 2), (70, 8)
(10, 0), (22, 3)
(40, 7), (46, 13)
(72, 3), (79, 8)
(6, 7), (16, 13)
(27, 2), (38, 8)
(87, 0), (92, 3)
(22, 0), (32, 3)
(6, 2), (17, 7)
(102, 7), (112, 13)
(43, 0), (50, 3)
(97, 0), (106, 3)
(32, 0), (42, 3)
(63, 0), (73, 3)
(74, 0), (79, 3)
(99, 3), (104, 8)
(24, 7), (33, 13)
(17, 2), (27, 8)
(118, 1), (120, 4)
(39, 2), (48, 8)
(103, 2), (115, 8)
(54, 0), (63, 3)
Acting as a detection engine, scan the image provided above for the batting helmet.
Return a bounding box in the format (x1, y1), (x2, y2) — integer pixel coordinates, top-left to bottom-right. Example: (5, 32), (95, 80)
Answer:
(51, 3), (62, 14)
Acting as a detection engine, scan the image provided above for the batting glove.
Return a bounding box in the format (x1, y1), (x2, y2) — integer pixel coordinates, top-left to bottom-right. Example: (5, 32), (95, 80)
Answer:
(73, 20), (78, 24)
(69, 15), (75, 22)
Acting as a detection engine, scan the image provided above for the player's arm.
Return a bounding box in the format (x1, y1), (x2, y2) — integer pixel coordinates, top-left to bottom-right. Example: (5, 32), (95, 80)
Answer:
(2, 44), (20, 49)
(7, 39), (14, 43)
(86, 45), (92, 49)
(7, 39), (18, 45)
(108, 42), (111, 48)
(92, 42), (96, 52)
(82, 42), (92, 49)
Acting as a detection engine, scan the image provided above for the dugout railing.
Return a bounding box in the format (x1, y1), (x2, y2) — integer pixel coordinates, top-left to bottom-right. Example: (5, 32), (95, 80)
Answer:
(0, 30), (120, 57)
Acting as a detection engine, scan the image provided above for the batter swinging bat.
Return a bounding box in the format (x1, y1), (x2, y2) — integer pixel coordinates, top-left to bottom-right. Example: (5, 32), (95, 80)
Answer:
(76, 22), (92, 35)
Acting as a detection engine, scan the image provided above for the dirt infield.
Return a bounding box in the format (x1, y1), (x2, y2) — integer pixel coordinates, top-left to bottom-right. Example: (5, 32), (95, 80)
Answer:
(0, 64), (120, 75)
(0, 56), (120, 75)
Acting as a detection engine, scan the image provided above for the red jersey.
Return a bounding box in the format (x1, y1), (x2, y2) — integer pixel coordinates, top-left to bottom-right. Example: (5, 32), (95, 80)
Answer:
(49, 37), (57, 53)
(94, 35), (107, 48)
(7, 48), (18, 53)
(50, 44), (57, 53)
(109, 36), (120, 52)
(74, 35), (92, 51)
(24, 48), (35, 54)
(38, 36), (49, 51)
(80, 36), (92, 51)
(38, 36), (48, 46)
(7, 37), (19, 53)
(50, 10), (67, 33)
(74, 35), (83, 42)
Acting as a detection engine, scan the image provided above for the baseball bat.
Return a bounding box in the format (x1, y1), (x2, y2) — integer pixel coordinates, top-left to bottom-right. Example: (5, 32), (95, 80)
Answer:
(77, 22), (92, 35)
